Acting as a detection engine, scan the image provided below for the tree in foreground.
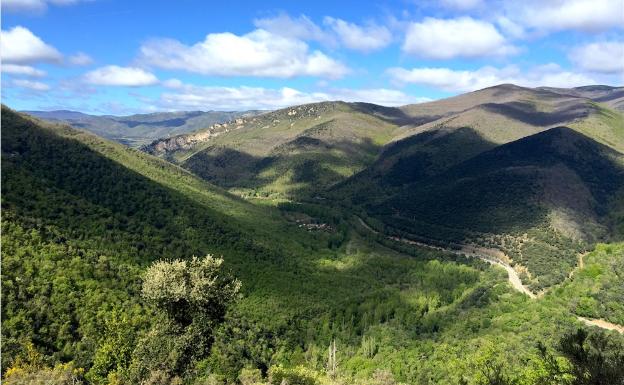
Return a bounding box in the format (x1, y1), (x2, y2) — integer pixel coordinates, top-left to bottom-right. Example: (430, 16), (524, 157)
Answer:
(472, 328), (624, 385)
(130, 255), (241, 383)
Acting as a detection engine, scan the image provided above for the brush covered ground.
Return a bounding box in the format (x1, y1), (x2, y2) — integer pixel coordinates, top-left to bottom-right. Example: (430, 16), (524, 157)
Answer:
(145, 84), (624, 290)
(2, 84), (624, 385)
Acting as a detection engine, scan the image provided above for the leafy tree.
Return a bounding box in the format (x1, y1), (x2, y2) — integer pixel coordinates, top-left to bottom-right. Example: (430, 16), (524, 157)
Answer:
(4, 362), (85, 385)
(131, 255), (241, 381)
(558, 329), (624, 385)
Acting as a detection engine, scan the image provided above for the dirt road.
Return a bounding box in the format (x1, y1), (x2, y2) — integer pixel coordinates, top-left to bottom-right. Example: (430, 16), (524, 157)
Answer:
(577, 317), (624, 333)
(355, 216), (536, 298)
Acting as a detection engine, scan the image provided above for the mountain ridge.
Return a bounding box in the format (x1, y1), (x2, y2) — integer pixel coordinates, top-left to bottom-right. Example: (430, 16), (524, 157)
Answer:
(25, 108), (263, 148)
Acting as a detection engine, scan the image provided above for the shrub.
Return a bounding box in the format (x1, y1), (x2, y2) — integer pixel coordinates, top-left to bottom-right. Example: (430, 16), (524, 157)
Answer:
(268, 365), (318, 385)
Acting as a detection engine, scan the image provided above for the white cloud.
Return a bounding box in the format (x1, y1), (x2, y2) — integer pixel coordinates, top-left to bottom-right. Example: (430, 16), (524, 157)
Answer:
(254, 14), (332, 45)
(569, 42), (624, 74)
(323, 17), (392, 52)
(255, 13), (393, 53)
(2, 0), (85, 13)
(69, 52), (94, 66)
(139, 29), (349, 79)
(387, 64), (595, 92)
(496, 16), (525, 39)
(515, 0), (624, 33)
(83, 65), (159, 86)
(325, 88), (430, 106)
(402, 17), (516, 59)
(1, 26), (62, 64)
(2, 64), (46, 77)
(158, 84), (325, 110)
(1, 0), (47, 12)
(441, 0), (483, 10)
(156, 81), (425, 110)
(12, 79), (50, 91)
(162, 78), (184, 88)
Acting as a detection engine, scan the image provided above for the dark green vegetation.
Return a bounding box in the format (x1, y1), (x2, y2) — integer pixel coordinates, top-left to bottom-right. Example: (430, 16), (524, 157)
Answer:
(2, 84), (624, 385)
(145, 84), (624, 289)
(26, 109), (260, 148)
(368, 127), (623, 289)
(145, 101), (403, 199)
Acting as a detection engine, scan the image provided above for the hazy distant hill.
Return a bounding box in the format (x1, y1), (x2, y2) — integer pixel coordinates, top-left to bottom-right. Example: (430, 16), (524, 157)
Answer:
(24, 109), (262, 147)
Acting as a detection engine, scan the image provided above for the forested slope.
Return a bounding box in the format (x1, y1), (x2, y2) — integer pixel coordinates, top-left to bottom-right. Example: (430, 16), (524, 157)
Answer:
(3, 89), (624, 385)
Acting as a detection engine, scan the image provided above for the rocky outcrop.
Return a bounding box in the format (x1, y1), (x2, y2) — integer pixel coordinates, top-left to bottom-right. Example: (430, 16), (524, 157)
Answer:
(142, 117), (251, 155)
(141, 102), (344, 157)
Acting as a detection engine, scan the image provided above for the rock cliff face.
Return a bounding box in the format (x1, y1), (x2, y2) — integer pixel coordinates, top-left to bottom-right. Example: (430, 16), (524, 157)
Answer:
(141, 102), (344, 156)
(142, 118), (250, 155)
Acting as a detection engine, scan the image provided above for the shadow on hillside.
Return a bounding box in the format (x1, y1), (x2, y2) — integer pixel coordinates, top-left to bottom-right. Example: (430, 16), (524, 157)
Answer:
(1, 108), (273, 265)
(328, 127), (498, 206)
(590, 89), (624, 103)
(182, 136), (385, 199)
(481, 100), (592, 126)
(3, 108), (500, 344)
(350, 102), (416, 125)
(118, 117), (189, 128)
(370, 127), (624, 245)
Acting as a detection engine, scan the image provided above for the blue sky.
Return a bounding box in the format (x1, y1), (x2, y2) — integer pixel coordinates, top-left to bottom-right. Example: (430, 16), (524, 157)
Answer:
(1, 0), (623, 114)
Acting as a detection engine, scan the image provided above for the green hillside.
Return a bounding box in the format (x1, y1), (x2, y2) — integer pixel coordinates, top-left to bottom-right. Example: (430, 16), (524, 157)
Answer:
(0, 107), (512, 384)
(145, 102), (401, 199)
(146, 85), (623, 204)
(370, 127), (624, 289)
(3, 82), (624, 385)
(136, 84), (624, 292)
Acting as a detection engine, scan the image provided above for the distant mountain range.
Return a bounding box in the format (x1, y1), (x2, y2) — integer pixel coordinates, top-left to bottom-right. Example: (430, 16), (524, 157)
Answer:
(24, 109), (262, 147)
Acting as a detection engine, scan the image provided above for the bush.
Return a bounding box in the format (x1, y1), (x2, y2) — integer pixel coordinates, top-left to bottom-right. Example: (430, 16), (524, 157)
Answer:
(268, 365), (318, 385)
(239, 367), (265, 385)
(4, 363), (85, 385)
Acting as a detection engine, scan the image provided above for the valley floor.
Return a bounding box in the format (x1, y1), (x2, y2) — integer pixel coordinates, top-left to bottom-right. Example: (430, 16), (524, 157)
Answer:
(355, 215), (536, 298)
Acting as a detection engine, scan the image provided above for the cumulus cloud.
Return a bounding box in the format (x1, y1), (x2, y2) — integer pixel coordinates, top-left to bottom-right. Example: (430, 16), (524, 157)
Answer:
(156, 81), (425, 110)
(255, 13), (392, 52)
(1, 26), (62, 64)
(496, 16), (526, 39)
(12, 78), (50, 91)
(2, 64), (46, 77)
(139, 29), (349, 79)
(440, 0), (483, 10)
(83, 65), (159, 86)
(2, 0), (48, 12)
(402, 17), (517, 59)
(387, 64), (595, 92)
(569, 42), (624, 74)
(322, 88), (430, 106)
(254, 13), (332, 45)
(2, 0), (85, 13)
(514, 0), (624, 33)
(323, 17), (392, 52)
(69, 52), (94, 66)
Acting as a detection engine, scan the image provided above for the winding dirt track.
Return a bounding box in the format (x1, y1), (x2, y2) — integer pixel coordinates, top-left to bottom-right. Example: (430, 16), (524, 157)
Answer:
(355, 216), (536, 298)
(354, 216), (624, 333)
(577, 317), (624, 334)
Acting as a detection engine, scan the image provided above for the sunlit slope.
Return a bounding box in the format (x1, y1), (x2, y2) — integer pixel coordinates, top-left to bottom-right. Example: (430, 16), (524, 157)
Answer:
(147, 102), (402, 198)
